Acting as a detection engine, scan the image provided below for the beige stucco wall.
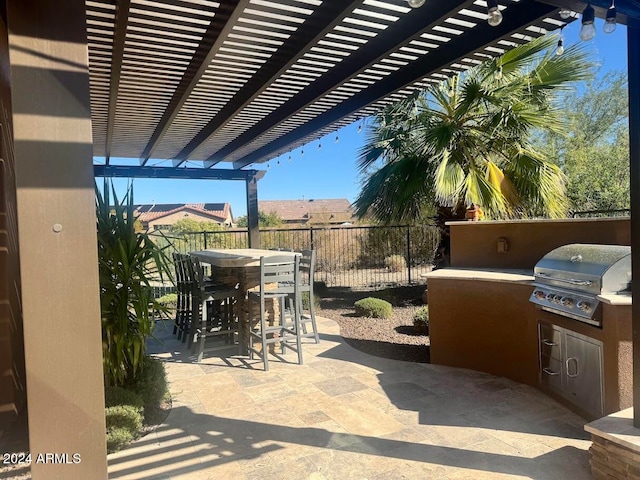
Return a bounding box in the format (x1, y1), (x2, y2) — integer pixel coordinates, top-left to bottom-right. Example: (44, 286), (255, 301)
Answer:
(450, 218), (630, 269)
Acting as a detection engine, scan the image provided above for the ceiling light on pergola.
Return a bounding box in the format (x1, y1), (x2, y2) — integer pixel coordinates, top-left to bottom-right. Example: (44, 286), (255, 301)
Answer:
(406, 0), (426, 8)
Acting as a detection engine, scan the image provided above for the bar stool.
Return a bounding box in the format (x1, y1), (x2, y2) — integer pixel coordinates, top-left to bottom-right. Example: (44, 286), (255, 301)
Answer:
(297, 249), (319, 343)
(247, 255), (303, 371)
(172, 253), (192, 342)
(187, 257), (241, 362)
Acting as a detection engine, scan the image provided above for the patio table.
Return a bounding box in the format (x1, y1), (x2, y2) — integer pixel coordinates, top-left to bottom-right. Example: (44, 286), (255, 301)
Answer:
(189, 248), (300, 355)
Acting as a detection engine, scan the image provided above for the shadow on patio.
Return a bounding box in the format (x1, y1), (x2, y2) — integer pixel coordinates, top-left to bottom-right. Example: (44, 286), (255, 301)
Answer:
(108, 317), (591, 479)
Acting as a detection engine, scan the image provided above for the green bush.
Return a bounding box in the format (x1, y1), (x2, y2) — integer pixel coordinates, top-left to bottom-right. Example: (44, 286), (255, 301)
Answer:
(126, 356), (167, 409)
(156, 293), (177, 309)
(384, 255), (406, 272)
(105, 386), (144, 411)
(106, 405), (143, 453)
(413, 306), (429, 334)
(301, 291), (321, 311)
(354, 297), (393, 319)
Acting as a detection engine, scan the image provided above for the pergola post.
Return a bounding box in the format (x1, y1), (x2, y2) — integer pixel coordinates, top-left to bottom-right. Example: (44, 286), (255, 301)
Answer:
(629, 22), (640, 427)
(246, 174), (260, 248)
(7, 0), (107, 477)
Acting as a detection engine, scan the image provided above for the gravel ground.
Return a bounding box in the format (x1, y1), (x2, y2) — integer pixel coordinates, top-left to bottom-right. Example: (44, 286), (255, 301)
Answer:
(317, 285), (430, 363)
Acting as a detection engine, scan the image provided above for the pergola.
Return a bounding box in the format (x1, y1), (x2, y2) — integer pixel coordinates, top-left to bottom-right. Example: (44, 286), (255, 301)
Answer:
(0, 1), (638, 478)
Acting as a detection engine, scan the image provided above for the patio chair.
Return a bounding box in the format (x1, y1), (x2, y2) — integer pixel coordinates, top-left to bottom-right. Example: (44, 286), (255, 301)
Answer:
(172, 253), (192, 342)
(187, 257), (241, 362)
(297, 249), (320, 343)
(247, 255), (303, 371)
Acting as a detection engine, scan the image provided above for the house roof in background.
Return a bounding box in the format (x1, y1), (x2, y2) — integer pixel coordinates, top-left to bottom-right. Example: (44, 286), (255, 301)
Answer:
(86, 0), (603, 177)
(259, 198), (353, 222)
(134, 203), (233, 223)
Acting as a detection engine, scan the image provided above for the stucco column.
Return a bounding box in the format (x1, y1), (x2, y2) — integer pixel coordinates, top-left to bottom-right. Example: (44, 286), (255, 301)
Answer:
(7, 0), (107, 478)
(629, 22), (640, 428)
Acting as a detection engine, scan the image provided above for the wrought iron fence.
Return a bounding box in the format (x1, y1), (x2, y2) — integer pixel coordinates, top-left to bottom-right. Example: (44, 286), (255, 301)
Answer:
(153, 224), (440, 289)
(571, 209), (630, 218)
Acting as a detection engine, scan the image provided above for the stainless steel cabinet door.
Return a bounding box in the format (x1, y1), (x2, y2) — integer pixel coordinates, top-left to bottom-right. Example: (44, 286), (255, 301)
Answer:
(564, 330), (604, 418)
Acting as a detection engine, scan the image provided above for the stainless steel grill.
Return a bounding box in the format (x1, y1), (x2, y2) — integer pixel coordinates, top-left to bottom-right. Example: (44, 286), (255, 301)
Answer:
(529, 244), (631, 327)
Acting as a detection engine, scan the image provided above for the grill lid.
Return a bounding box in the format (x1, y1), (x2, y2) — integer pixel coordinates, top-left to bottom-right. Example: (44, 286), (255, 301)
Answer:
(534, 244), (631, 295)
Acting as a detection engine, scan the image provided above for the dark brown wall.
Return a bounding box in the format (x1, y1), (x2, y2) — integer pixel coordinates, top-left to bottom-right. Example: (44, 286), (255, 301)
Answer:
(428, 277), (632, 418)
(450, 219), (630, 269)
(428, 279), (539, 387)
(0, 2), (25, 428)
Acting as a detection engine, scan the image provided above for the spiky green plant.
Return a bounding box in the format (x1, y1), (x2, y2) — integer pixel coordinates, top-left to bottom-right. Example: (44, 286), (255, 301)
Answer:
(355, 34), (595, 223)
(96, 179), (172, 387)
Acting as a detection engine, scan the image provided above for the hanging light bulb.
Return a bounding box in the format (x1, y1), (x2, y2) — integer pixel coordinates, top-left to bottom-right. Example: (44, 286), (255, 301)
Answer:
(318, 142), (322, 151)
(559, 8), (572, 19)
(288, 153), (292, 162)
(579, 4), (596, 41)
(277, 159), (280, 166)
(556, 37), (564, 56)
(494, 65), (503, 80)
(335, 133), (339, 143)
(486, 0), (503, 27)
(604, 1), (617, 34)
(406, 0), (425, 8)
(301, 149), (304, 157)
(357, 122), (363, 133)
(267, 162), (271, 169)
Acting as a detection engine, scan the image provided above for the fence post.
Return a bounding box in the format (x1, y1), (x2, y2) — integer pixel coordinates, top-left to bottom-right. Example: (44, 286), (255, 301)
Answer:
(407, 226), (412, 284)
(203, 232), (208, 250)
(310, 226), (314, 249)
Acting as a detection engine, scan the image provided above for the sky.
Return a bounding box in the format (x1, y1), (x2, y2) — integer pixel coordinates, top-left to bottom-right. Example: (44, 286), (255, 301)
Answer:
(111, 16), (629, 218)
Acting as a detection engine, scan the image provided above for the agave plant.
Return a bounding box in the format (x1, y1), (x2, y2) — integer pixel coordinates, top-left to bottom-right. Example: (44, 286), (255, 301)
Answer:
(96, 179), (172, 387)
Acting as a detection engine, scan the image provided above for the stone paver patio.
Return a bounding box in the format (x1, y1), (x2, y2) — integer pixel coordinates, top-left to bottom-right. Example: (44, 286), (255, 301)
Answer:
(108, 317), (592, 479)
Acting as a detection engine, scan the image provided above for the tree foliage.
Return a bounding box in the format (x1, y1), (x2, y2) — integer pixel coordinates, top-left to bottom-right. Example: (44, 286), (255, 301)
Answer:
(532, 71), (629, 213)
(354, 34), (594, 223)
(169, 218), (223, 233)
(236, 210), (283, 227)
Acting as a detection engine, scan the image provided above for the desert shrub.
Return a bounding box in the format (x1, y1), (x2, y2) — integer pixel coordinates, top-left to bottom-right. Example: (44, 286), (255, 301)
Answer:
(105, 386), (144, 411)
(413, 306), (429, 334)
(126, 356), (167, 409)
(106, 405), (143, 452)
(301, 291), (322, 311)
(156, 293), (177, 309)
(354, 297), (393, 319)
(384, 255), (406, 272)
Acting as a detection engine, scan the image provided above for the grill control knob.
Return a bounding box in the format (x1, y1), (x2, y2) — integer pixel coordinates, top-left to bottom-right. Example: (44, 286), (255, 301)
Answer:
(534, 290), (546, 299)
(554, 295), (563, 304)
(577, 301), (591, 313)
(560, 297), (574, 307)
(546, 293), (555, 301)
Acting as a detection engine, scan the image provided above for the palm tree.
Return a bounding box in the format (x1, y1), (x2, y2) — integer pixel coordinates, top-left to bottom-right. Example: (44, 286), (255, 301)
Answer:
(354, 34), (594, 266)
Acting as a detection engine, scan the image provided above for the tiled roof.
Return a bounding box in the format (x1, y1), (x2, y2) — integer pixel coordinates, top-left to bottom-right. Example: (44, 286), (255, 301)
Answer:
(259, 199), (353, 222)
(134, 203), (232, 224)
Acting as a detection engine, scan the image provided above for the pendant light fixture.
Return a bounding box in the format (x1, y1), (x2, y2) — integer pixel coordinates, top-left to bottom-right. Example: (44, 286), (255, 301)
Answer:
(406, 0), (425, 8)
(486, 0), (503, 27)
(604, 0), (617, 34)
(579, 4), (596, 41)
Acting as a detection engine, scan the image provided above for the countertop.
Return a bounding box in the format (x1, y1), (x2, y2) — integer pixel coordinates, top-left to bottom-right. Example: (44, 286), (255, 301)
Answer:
(425, 268), (534, 284)
(426, 267), (633, 305)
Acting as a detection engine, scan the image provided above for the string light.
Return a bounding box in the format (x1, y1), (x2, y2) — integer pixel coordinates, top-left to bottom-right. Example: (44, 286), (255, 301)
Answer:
(357, 122), (363, 133)
(288, 153), (292, 162)
(335, 133), (339, 143)
(486, 0), (503, 27)
(406, 0), (425, 8)
(318, 142), (322, 151)
(494, 65), (503, 80)
(604, 0), (617, 34)
(579, 4), (596, 41)
(559, 8), (572, 19)
(301, 149), (304, 157)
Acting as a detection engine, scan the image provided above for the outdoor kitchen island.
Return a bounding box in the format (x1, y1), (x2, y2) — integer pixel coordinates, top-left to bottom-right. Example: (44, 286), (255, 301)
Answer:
(425, 218), (633, 421)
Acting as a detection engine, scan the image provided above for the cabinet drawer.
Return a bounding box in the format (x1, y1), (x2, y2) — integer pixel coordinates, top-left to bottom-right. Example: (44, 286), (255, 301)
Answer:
(540, 355), (563, 392)
(539, 323), (562, 360)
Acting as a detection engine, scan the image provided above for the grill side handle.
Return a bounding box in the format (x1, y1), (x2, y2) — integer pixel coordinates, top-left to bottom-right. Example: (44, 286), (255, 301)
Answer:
(537, 272), (594, 286)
